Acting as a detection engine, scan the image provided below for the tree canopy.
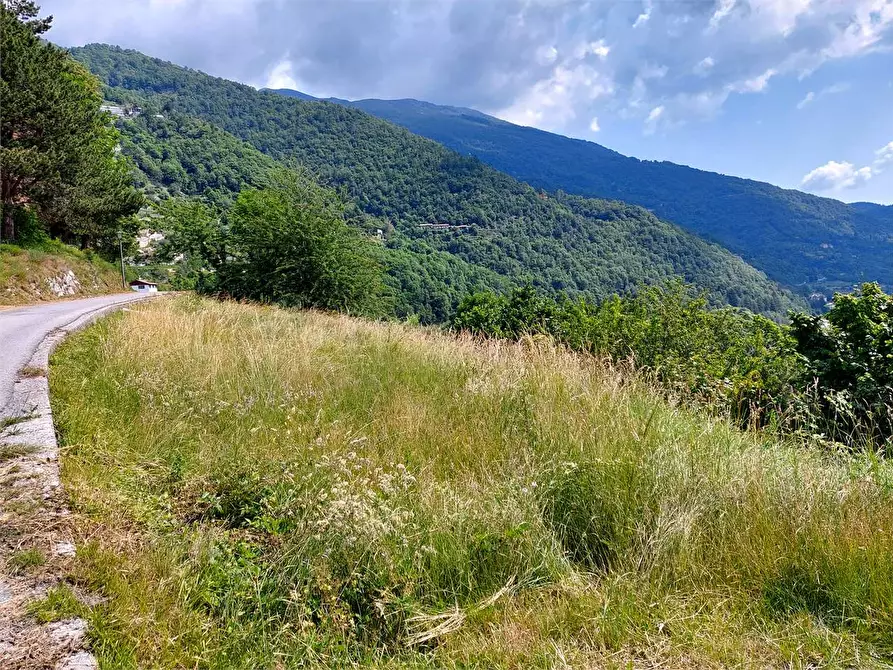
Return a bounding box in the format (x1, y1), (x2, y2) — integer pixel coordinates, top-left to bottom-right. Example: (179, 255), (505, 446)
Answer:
(0, 4), (142, 248)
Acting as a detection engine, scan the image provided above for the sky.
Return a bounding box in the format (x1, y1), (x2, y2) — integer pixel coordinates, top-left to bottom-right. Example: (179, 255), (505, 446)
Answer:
(43, 0), (893, 205)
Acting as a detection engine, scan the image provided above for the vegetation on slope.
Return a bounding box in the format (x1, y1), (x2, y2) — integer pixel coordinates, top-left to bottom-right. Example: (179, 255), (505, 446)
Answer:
(120, 112), (508, 322)
(0, 241), (123, 305)
(323, 95), (893, 297)
(49, 297), (893, 667)
(454, 281), (893, 451)
(70, 44), (805, 318)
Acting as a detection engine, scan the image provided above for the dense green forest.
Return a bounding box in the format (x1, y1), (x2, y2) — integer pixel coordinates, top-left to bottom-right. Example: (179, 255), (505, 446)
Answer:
(120, 112), (507, 321)
(287, 94), (893, 298)
(71, 44), (806, 319)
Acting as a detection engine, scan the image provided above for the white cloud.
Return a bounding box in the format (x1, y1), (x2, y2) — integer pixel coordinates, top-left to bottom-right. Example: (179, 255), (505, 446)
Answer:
(497, 63), (614, 130)
(644, 105), (664, 134)
(265, 60), (299, 90)
(646, 106), (664, 122)
(797, 82), (850, 109)
(40, 0), (893, 137)
(589, 117), (600, 132)
(822, 82), (851, 96)
(575, 39), (610, 60)
(801, 160), (873, 191)
(874, 141), (893, 166)
(732, 68), (776, 93)
(796, 91), (815, 109)
(694, 56), (715, 76)
(708, 0), (738, 33)
(633, 0), (652, 29)
(536, 45), (559, 65)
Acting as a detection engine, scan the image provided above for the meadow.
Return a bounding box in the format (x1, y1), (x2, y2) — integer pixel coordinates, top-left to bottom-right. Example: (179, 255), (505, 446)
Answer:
(45, 296), (893, 668)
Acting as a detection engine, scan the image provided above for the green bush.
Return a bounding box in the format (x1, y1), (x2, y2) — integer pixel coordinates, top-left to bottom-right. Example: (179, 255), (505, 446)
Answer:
(454, 281), (802, 429)
(791, 283), (893, 450)
(154, 169), (388, 317)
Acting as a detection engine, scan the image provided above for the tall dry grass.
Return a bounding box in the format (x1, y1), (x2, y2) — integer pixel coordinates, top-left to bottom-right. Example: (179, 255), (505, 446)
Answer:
(48, 296), (893, 668)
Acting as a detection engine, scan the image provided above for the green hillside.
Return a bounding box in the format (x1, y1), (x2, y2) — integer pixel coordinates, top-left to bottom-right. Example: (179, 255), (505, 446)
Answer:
(72, 44), (805, 319)
(282, 94), (892, 298)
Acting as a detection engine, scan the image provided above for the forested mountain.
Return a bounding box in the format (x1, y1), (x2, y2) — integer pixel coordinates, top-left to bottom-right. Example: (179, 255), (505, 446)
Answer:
(269, 91), (892, 297)
(120, 112), (509, 321)
(71, 44), (805, 319)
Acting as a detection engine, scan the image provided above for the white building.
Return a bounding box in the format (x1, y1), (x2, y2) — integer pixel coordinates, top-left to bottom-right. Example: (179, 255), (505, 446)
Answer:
(129, 279), (159, 293)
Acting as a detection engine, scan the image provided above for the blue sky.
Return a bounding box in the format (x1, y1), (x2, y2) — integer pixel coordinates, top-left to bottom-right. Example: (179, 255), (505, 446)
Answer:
(43, 0), (893, 204)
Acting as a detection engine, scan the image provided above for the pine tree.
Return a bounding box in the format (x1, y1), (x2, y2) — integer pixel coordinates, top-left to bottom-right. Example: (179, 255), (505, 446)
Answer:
(0, 1), (141, 245)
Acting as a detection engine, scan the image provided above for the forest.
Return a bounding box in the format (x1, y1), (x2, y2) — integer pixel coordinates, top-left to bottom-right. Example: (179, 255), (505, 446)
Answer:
(71, 43), (805, 319)
(331, 95), (893, 298)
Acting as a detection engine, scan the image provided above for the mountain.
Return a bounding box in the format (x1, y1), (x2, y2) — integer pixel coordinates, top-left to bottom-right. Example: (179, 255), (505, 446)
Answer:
(72, 44), (805, 319)
(268, 92), (892, 297)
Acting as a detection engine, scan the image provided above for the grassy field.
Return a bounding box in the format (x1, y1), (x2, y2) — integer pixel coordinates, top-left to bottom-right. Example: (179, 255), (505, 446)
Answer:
(0, 242), (123, 305)
(47, 297), (893, 668)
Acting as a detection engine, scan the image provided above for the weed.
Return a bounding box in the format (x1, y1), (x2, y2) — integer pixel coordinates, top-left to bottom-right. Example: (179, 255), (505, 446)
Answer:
(0, 412), (34, 432)
(7, 547), (46, 575)
(0, 443), (38, 461)
(27, 585), (86, 623)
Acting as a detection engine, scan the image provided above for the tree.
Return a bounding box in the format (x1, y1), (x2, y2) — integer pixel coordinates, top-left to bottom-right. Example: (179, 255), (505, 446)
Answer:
(0, 3), (142, 245)
(216, 169), (387, 316)
(1, 0), (52, 34)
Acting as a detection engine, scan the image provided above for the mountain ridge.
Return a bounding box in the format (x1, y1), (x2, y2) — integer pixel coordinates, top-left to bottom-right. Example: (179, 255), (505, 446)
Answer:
(266, 88), (892, 296)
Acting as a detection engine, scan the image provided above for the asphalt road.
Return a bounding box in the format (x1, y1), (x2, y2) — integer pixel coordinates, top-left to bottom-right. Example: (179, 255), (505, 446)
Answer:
(0, 294), (151, 415)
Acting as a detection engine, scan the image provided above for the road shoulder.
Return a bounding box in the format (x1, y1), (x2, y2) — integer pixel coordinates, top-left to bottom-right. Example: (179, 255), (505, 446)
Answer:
(0, 296), (153, 669)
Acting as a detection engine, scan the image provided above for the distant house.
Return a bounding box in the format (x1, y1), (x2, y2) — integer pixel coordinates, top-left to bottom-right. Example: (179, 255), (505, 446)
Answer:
(129, 279), (158, 293)
(100, 104), (125, 118)
(100, 103), (142, 119)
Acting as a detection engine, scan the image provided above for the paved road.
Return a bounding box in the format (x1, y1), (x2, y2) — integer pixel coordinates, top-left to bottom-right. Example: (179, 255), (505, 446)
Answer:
(0, 294), (151, 415)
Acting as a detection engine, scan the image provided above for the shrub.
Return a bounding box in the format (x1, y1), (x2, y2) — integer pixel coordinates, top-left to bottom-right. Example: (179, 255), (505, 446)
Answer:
(156, 169), (388, 317)
(454, 281), (802, 429)
(791, 283), (893, 450)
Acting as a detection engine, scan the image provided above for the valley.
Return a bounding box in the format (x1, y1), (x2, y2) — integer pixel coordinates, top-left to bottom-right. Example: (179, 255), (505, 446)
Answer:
(71, 44), (804, 320)
(273, 91), (893, 298)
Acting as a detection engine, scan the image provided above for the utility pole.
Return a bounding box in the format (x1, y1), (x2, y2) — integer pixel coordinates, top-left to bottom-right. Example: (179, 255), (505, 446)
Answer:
(118, 231), (127, 289)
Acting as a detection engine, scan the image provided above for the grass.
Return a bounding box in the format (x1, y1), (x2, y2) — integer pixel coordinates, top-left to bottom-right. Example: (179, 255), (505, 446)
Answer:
(0, 444), (38, 462)
(7, 547), (46, 575)
(0, 411), (35, 433)
(28, 584), (87, 623)
(49, 296), (893, 668)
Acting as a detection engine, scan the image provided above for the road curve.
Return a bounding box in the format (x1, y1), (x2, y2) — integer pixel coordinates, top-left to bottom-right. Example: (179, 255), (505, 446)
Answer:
(0, 293), (152, 415)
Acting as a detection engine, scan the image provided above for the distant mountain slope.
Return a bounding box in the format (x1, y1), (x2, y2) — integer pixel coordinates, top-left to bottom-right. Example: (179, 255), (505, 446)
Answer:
(119, 112), (511, 322)
(72, 44), (805, 318)
(269, 92), (892, 296)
